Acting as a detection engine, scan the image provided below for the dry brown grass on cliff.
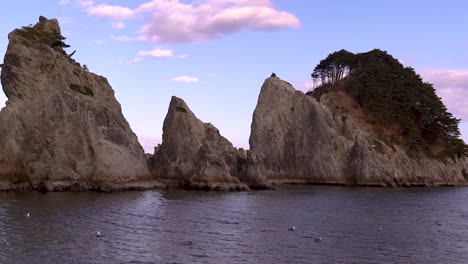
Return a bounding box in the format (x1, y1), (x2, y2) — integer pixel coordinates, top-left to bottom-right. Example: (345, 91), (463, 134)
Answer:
(324, 90), (404, 147)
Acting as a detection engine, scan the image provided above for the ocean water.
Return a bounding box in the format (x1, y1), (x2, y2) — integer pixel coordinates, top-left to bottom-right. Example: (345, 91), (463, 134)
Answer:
(1, 185), (467, 264)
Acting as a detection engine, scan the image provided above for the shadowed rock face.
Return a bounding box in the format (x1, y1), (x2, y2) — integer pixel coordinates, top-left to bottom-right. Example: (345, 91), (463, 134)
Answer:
(0, 16), (161, 191)
(246, 77), (468, 187)
(148, 96), (249, 191)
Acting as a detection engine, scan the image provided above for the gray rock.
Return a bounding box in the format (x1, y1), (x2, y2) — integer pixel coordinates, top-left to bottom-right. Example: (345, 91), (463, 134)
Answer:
(148, 96), (249, 191)
(246, 77), (468, 187)
(0, 16), (161, 191)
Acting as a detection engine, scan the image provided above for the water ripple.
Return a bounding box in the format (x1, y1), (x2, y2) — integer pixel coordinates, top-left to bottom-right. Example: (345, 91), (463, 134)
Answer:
(1, 186), (468, 263)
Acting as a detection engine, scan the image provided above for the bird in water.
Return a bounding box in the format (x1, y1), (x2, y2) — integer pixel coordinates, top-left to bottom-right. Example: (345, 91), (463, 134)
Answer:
(314, 237), (322, 242)
(288, 226), (296, 231)
(26, 213), (30, 218)
(96, 231), (102, 237)
(184, 241), (193, 246)
(377, 227), (382, 232)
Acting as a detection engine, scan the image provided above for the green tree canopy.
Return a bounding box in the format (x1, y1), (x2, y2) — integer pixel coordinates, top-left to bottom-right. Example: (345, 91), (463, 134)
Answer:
(310, 49), (467, 158)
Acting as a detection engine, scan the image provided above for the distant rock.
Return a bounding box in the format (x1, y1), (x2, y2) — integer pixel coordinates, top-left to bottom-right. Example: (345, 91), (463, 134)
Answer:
(148, 96), (249, 191)
(246, 77), (468, 186)
(0, 16), (161, 191)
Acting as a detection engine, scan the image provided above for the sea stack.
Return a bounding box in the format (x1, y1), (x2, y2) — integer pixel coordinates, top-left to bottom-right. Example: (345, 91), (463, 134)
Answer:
(0, 16), (161, 191)
(246, 76), (468, 186)
(148, 96), (249, 191)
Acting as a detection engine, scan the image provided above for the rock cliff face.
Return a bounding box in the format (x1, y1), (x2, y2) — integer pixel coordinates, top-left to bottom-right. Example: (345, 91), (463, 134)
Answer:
(0, 16), (160, 191)
(246, 77), (468, 187)
(148, 96), (249, 191)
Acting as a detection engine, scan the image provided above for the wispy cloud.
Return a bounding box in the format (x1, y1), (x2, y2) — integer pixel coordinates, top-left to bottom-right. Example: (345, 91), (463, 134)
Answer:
(421, 69), (468, 121)
(112, 21), (126, 29)
(58, 0), (70, 6)
(172, 75), (199, 83)
(77, 0), (93, 8)
(87, 4), (134, 20)
(138, 48), (173, 58)
(111, 35), (133, 42)
(129, 47), (188, 63)
(127, 57), (143, 64)
(77, 0), (300, 43)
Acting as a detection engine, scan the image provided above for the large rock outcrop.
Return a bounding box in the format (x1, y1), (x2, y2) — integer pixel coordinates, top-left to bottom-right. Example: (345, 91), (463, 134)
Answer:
(148, 96), (249, 191)
(246, 76), (468, 187)
(0, 16), (161, 191)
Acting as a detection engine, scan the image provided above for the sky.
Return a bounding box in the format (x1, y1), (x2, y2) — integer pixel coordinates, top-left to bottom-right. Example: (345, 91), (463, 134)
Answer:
(0, 0), (467, 153)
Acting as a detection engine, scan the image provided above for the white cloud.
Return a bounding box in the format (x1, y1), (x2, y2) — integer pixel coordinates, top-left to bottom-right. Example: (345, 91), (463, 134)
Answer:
(111, 35), (133, 42)
(77, 0), (94, 7)
(127, 57), (143, 64)
(177, 54), (188, 59)
(138, 48), (173, 58)
(421, 69), (468, 121)
(58, 0), (70, 6)
(172, 75), (199, 83)
(87, 4), (134, 20)
(78, 0), (300, 43)
(112, 21), (126, 29)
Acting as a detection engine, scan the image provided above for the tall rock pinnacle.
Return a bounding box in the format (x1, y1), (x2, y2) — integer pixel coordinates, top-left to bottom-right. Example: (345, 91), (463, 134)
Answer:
(0, 16), (161, 191)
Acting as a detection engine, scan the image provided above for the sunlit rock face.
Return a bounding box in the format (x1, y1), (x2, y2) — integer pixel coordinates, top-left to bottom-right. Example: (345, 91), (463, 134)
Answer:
(246, 76), (468, 187)
(0, 16), (161, 191)
(148, 96), (250, 191)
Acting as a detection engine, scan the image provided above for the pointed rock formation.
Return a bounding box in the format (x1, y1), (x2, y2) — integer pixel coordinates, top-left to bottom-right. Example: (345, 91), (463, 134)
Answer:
(0, 16), (161, 191)
(148, 96), (249, 191)
(246, 76), (468, 186)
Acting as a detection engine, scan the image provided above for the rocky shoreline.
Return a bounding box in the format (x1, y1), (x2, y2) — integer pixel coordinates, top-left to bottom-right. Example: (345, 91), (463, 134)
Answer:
(1, 17), (467, 192)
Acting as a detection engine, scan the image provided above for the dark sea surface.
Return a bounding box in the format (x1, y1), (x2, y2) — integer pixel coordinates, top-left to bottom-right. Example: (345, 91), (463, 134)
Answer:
(1, 185), (468, 264)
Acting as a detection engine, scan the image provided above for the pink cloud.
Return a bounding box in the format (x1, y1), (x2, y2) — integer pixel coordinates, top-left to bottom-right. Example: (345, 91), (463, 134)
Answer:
(172, 75), (199, 83)
(421, 69), (468, 121)
(112, 21), (125, 29)
(111, 35), (133, 42)
(79, 0), (300, 43)
(87, 4), (134, 20)
(138, 48), (173, 58)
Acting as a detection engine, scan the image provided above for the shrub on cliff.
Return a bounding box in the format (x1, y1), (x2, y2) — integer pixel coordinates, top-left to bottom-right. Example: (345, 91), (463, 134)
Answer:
(309, 49), (467, 158)
(18, 25), (70, 51)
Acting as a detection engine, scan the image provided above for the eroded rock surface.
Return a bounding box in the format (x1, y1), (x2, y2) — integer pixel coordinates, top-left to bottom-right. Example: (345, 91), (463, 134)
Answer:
(0, 16), (160, 191)
(246, 77), (468, 187)
(148, 96), (249, 191)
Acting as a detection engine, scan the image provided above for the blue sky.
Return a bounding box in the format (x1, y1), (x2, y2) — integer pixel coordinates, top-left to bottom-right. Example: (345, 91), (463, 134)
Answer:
(0, 0), (467, 152)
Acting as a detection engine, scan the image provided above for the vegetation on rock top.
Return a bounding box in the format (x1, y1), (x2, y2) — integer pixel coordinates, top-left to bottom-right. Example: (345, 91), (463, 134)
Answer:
(17, 25), (70, 51)
(308, 49), (467, 159)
